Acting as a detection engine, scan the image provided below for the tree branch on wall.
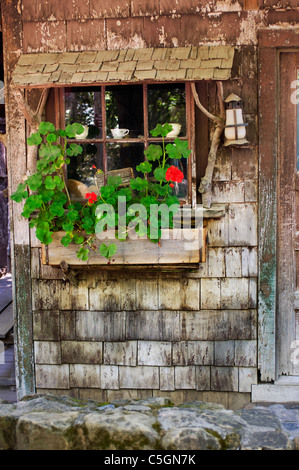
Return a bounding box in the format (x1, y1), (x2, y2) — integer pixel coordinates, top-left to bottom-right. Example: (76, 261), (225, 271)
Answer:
(14, 88), (50, 174)
(191, 82), (225, 209)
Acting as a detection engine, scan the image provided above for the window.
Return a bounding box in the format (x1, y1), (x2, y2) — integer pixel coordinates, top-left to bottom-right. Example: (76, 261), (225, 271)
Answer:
(63, 82), (194, 204)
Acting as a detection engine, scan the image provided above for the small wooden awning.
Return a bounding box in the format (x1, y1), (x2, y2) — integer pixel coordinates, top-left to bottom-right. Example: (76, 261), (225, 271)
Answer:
(11, 46), (235, 88)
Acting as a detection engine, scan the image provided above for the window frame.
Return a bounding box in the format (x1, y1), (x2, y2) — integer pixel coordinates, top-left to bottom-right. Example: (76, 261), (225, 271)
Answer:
(56, 81), (196, 206)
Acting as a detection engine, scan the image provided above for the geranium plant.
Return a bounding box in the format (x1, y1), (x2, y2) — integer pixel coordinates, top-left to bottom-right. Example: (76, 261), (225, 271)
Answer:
(11, 121), (191, 261)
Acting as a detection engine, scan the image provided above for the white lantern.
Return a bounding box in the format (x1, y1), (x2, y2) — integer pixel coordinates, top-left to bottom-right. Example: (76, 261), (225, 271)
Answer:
(224, 93), (248, 146)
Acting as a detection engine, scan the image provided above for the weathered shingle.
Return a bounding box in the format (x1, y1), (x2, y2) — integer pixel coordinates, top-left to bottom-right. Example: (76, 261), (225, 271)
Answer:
(12, 46), (235, 87)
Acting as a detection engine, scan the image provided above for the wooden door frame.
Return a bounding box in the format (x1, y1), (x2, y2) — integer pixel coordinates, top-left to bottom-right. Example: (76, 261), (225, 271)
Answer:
(258, 29), (299, 382)
(277, 52), (298, 377)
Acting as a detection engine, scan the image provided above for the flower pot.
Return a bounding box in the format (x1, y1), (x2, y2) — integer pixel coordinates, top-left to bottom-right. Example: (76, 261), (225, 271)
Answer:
(41, 228), (206, 267)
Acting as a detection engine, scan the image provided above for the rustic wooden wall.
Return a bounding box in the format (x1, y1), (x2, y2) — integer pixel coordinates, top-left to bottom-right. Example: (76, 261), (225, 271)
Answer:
(2, 0), (299, 404)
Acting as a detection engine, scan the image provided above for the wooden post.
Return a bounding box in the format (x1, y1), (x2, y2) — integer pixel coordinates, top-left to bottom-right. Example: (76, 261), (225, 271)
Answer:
(2, 0), (35, 399)
(257, 41), (277, 383)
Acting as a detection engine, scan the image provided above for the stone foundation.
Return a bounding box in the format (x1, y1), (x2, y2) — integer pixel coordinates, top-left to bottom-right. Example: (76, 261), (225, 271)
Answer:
(0, 394), (296, 450)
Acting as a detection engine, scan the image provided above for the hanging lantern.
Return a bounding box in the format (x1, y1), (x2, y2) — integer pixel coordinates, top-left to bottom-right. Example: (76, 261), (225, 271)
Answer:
(223, 93), (248, 146)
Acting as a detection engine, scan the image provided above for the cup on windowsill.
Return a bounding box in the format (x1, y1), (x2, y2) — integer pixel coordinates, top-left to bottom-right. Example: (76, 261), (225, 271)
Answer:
(166, 123), (181, 138)
(111, 128), (129, 139)
(75, 125), (89, 140)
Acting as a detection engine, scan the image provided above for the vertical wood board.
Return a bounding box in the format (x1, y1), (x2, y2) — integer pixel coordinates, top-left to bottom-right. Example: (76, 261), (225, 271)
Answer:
(257, 44), (277, 382)
(2, 0), (35, 398)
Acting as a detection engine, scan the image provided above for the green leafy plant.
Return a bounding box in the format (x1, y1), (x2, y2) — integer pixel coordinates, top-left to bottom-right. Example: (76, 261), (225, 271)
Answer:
(11, 122), (191, 261)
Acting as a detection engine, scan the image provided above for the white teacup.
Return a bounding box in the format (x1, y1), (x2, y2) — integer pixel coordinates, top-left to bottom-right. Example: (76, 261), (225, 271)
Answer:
(111, 128), (129, 139)
(75, 125), (89, 140)
(166, 123), (181, 138)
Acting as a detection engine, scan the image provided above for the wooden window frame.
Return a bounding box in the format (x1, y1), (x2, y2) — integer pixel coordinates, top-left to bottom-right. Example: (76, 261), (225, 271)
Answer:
(53, 81), (196, 206)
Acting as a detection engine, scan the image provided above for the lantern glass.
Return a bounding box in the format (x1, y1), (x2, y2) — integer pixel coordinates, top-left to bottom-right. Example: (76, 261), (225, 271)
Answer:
(224, 94), (248, 146)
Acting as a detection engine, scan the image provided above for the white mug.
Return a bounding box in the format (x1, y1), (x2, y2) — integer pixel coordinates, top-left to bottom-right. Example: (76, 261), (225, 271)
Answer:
(111, 128), (129, 139)
(166, 123), (181, 138)
(75, 125), (89, 140)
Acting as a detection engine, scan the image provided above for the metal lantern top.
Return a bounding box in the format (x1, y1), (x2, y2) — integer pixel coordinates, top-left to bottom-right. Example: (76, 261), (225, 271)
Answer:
(224, 93), (243, 109)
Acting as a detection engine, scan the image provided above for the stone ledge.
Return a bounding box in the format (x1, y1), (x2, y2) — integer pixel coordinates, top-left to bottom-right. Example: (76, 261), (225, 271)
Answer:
(252, 383), (299, 403)
(0, 394), (296, 450)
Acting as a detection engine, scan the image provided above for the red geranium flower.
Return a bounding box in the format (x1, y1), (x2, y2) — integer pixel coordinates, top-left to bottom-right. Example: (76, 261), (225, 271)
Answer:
(85, 192), (98, 204)
(169, 183), (174, 188)
(165, 166), (184, 184)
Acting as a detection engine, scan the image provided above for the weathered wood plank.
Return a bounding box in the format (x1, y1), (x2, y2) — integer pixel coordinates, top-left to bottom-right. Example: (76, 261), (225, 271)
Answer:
(41, 229), (206, 266)
(0, 274), (12, 312)
(277, 52), (297, 376)
(0, 303), (13, 338)
(2, 0), (35, 399)
(257, 43), (277, 382)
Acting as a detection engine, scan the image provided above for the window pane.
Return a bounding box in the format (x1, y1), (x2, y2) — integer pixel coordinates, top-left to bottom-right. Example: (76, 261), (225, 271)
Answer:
(170, 158), (188, 200)
(147, 142), (189, 201)
(65, 86), (102, 139)
(67, 143), (103, 187)
(106, 85), (144, 138)
(148, 84), (186, 136)
(107, 143), (144, 177)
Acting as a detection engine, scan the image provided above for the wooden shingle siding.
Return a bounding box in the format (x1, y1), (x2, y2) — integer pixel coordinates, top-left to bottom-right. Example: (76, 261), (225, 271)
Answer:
(12, 46), (235, 87)
(6, 0), (291, 405)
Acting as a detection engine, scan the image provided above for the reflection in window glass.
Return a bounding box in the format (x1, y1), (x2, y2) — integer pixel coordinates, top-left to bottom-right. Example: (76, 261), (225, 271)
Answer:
(67, 143), (103, 187)
(65, 87), (102, 139)
(107, 143), (144, 177)
(148, 84), (186, 136)
(106, 85), (144, 138)
(169, 158), (188, 200)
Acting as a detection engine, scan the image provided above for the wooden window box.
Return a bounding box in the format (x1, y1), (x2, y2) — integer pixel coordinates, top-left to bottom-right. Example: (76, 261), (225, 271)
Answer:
(41, 228), (207, 267)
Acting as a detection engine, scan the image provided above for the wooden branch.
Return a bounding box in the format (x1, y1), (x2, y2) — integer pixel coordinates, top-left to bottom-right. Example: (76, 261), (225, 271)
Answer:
(14, 89), (40, 128)
(191, 82), (221, 123)
(14, 88), (51, 174)
(191, 81), (225, 209)
(14, 88), (50, 131)
(36, 88), (50, 121)
(59, 260), (78, 286)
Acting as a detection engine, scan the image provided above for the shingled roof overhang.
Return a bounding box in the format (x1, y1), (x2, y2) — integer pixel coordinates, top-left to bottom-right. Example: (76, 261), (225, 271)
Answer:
(12, 46), (235, 88)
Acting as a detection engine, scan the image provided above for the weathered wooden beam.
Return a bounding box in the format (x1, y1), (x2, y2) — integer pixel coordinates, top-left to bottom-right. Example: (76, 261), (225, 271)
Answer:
(258, 40), (277, 383)
(191, 82), (225, 209)
(1, 0), (35, 399)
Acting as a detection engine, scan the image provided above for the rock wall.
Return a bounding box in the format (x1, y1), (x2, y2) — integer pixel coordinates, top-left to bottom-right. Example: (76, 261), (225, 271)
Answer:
(0, 394), (296, 450)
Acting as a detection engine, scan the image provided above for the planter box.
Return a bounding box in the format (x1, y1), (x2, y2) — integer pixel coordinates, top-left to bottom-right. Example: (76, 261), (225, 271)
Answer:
(41, 228), (206, 267)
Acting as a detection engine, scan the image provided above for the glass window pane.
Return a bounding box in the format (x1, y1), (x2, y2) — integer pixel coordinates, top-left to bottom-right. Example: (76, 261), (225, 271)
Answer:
(106, 85), (144, 139)
(169, 158), (188, 201)
(148, 84), (186, 136)
(147, 142), (188, 201)
(67, 143), (103, 187)
(65, 86), (102, 139)
(107, 143), (144, 177)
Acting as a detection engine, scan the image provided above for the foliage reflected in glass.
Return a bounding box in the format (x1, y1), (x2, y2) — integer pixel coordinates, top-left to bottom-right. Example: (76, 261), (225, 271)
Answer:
(65, 87), (102, 139)
(107, 143), (144, 177)
(148, 84), (186, 136)
(105, 85), (144, 138)
(67, 143), (103, 187)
